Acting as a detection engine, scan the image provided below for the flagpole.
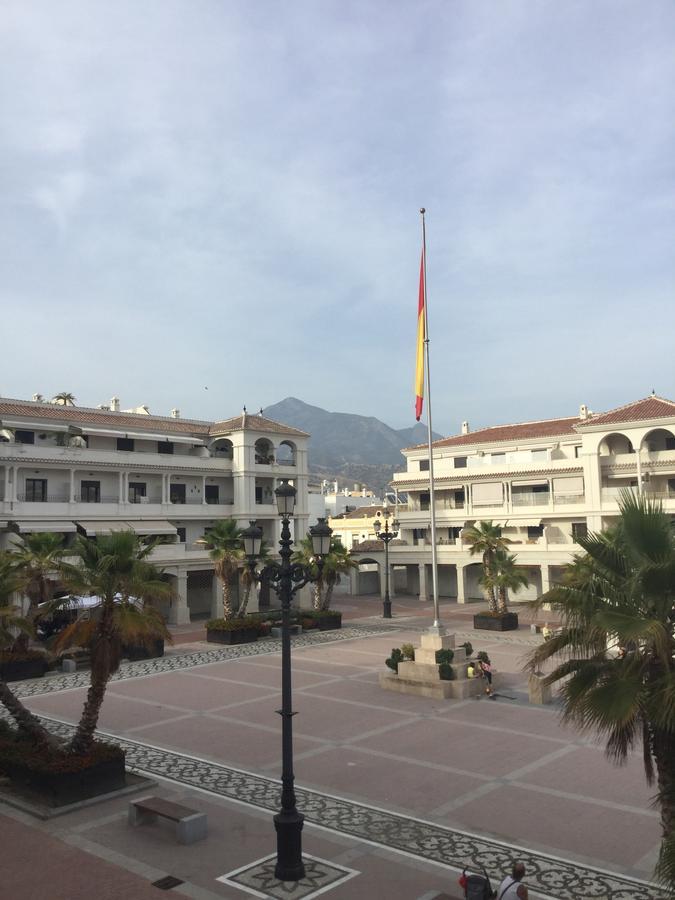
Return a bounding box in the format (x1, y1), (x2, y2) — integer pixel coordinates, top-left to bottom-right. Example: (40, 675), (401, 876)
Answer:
(420, 208), (443, 633)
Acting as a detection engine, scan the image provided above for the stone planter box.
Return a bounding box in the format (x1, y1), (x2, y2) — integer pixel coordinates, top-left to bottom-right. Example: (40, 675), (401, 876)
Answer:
(317, 615), (342, 631)
(207, 628), (259, 645)
(0, 656), (49, 682)
(1, 745), (126, 806)
(123, 638), (165, 661)
(473, 612), (519, 632)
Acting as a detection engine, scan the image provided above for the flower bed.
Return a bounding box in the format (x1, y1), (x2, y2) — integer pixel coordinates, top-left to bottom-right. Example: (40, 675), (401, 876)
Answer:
(122, 638), (165, 661)
(300, 610), (342, 631)
(206, 618), (260, 645)
(0, 731), (126, 805)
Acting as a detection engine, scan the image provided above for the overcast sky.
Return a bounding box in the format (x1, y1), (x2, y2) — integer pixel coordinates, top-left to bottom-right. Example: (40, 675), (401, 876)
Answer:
(1, 1), (674, 434)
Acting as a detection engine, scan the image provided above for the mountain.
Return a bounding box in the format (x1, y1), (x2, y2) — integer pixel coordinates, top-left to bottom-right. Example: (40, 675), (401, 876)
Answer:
(263, 398), (442, 494)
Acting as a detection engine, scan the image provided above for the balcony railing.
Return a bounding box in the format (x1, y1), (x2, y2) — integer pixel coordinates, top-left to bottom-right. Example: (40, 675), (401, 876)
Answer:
(553, 493), (585, 505)
(17, 493), (69, 502)
(169, 496), (204, 505)
(129, 495), (163, 504)
(512, 492), (551, 507)
(75, 495), (120, 503)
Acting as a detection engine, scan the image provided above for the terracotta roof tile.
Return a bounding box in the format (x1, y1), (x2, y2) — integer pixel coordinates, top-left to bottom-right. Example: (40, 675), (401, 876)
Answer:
(0, 399), (307, 439)
(576, 395), (675, 427)
(407, 416), (581, 451)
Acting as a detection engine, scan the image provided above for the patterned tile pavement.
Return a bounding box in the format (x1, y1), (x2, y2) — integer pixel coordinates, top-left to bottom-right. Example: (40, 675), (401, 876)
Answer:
(217, 853), (359, 899)
(3, 623), (669, 900)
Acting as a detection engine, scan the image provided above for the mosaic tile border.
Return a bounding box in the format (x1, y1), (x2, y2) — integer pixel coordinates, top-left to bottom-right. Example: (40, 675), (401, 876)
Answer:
(217, 852), (359, 899)
(9, 625), (390, 700)
(31, 717), (667, 900)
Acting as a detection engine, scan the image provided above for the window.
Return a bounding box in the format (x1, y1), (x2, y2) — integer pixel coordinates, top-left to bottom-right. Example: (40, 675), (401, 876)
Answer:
(453, 489), (465, 508)
(491, 453), (505, 464)
(454, 456), (467, 469)
(420, 492), (430, 511)
(419, 459), (429, 471)
(170, 483), (186, 504)
(25, 478), (47, 501)
(532, 449), (548, 461)
(15, 430), (35, 444)
(448, 526), (462, 540)
(527, 525), (544, 540)
(80, 480), (100, 503)
(157, 441), (174, 455)
(666, 437), (675, 451)
(128, 481), (146, 503)
(412, 528), (427, 544)
(117, 437), (135, 451)
(572, 522), (588, 542)
(176, 527), (187, 543)
(205, 484), (220, 504)
(574, 446), (582, 458)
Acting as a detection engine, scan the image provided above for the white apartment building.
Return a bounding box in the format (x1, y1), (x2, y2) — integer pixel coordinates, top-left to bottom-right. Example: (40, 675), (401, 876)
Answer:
(0, 397), (309, 624)
(350, 395), (675, 603)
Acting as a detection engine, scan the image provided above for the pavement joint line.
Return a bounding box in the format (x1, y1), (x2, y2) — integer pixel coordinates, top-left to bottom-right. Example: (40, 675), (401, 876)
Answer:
(508, 780), (661, 819)
(340, 745), (494, 781)
(429, 781), (504, 817)
(21, 713), (667, 899)
(500, 744), (577, 781)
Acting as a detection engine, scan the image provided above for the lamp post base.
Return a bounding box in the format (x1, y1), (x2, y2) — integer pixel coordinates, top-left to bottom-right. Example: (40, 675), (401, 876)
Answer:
(382, 596), (392, 619)
(274, 810), (305, 882)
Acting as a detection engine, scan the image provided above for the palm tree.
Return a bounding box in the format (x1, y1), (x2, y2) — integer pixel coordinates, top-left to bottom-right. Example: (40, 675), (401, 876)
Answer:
(480, 550), (530, 614)
(52, 392), (76, 405)
(463, 520), (510, 614)
(198, 519), (243, 620)
(58, 531), (172, 755)
(239, 538), (271, 617)
(11, 532), (66, 652)
(293, 536), (356, 610)
(526, 492), (675, 893)
(0, 553), (57, 748)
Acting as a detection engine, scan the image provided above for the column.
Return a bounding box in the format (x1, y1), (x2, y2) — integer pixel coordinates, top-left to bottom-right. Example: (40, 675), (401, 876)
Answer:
(4, 466), (12, 503)
(348, 566), (359, 596)
(418, 563), (427, 602)
(118, 471), (124, 503)
(202, 475), (207, 505)
(69, 469), (76, 503)
(11, 466), (18, 502)
(211, 572), (222, 619)
(169, 571), (190, 625)
(456, 565), (466, 604)
(162, 473), (169, 505)
(541, 565), (550, 595)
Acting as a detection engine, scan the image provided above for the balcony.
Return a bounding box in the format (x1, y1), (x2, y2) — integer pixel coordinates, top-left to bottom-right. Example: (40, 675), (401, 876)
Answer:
(17, 493), (69, 503)
(75, 495), (120, 504)
(553, 493), (585, 505)
(129, 495), (163, 504)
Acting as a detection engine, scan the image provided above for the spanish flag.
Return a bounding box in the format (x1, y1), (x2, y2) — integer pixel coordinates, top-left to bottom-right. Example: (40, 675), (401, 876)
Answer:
(414, 249), (425, 421)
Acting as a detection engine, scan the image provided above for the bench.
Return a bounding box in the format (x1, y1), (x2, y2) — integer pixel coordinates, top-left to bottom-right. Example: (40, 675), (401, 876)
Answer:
(128, 796), (207, 844)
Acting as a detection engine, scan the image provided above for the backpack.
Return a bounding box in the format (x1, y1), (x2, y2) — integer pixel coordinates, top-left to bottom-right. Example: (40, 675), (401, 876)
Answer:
(461, 867), (496, 900)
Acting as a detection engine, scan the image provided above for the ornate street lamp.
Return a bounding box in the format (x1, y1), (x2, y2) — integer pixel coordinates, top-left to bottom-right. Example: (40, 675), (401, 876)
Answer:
(372, 502), (399, 618)
(241, 481), (332, 882)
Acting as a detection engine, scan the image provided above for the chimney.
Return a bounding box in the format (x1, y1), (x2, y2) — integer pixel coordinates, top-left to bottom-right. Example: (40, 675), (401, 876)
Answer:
(171, 408), (180, 419)
(110, 397), (120, 412)
(579, 404), (588, 420)
(461, 421), (470, 435)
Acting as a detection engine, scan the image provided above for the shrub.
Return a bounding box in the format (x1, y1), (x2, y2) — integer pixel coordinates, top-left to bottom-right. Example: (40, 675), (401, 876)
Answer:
(401, 643), (415, 661)
(207, 617), (257, 632)
(476, 650), (491, 664)
(385, 648), (404, 673)
(435, 648), (455, 665)
(439, 663), (455, 681)
(461, 641), (473, 658)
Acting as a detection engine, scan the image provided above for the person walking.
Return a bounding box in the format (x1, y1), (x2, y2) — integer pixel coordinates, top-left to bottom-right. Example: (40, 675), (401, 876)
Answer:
(497, 861), (528, 899)
(479, 658), (493, 697)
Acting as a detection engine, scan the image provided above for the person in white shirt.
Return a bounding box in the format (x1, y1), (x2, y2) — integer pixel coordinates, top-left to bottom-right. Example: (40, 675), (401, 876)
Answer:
(497, 861), (528, 899)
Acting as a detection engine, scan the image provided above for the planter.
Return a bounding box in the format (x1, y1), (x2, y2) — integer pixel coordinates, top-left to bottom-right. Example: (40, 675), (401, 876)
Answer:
(0, 656), (49, 682)
(0, 742), (126, 805)
(122, 638), (165, 661)
(207, 628), (259, 645)
(473, 612), (519, 632)
(317, 615), (342, 631)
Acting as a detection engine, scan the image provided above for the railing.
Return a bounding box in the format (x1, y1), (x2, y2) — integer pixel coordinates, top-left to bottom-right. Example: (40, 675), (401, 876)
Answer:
(512, 492), (551, 507)
(129, 495), (163, 504)
(553, 493), (585, 505)
(17, 493), (69, 502)
(75, 495), (120, 503)
(170, 496), (204, 505)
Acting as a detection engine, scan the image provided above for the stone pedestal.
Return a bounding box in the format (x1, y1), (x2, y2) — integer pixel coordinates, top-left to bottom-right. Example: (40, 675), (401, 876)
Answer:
(380, 630), (482, 701)
(528, 673), (552, 705)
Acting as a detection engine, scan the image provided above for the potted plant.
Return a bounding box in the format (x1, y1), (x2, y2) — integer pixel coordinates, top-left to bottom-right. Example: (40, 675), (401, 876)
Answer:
(0, 648), (50, 682)
(385, 648), (404, 673)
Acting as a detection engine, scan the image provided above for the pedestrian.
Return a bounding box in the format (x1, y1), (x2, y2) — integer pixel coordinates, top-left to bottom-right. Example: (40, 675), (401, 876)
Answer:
(479, 658), (493, 696)
(497, 861), (528, 899)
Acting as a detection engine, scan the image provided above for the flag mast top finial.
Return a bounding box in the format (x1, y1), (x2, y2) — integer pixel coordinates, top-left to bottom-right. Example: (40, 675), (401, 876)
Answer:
(420, 207), (425, 214)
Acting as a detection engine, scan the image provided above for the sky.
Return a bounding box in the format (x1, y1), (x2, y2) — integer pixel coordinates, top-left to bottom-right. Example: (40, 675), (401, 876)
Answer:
(1, 1), (674, 435)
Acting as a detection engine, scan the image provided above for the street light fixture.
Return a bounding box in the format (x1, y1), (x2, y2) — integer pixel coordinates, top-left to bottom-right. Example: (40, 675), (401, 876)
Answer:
(372, 502), (399, 618)
(241, 481), (332, 882)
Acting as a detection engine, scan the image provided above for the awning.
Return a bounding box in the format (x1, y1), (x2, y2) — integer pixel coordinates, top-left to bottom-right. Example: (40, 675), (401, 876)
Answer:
(511, 478), (549, 487)
(512, 518), (542, 527)
(15, 521), (77, 534)
(125, 520), (177, 536)
(76, 521), (129, 535)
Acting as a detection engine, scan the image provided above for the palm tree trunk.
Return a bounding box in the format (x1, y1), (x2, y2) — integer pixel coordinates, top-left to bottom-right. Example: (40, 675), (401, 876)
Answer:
(239, 582), (251, 617)
(497, 585), (508, 615)
(322, 584), (333, 611)
(0, 680), (59, 748)
(69, 667), (110, 755)
(312, 583), (322, 610)
(222, 580), (232, 620)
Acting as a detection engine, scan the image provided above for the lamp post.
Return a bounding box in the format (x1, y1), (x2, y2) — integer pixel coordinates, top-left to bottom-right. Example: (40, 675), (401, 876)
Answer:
(373, 503), (399, 619)
(241, 482), (332, 882)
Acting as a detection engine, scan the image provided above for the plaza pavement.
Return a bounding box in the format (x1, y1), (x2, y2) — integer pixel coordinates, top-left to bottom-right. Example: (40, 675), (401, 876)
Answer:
(1, 594), (666, 899)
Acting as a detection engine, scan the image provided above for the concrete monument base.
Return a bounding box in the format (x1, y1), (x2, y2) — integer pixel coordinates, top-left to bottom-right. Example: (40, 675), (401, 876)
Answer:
(380, 630), (483, 701)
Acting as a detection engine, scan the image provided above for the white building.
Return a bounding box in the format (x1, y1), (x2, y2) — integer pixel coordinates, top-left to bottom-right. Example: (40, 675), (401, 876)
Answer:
(350, 395), (675, 602)
(0, 397), (309, 624)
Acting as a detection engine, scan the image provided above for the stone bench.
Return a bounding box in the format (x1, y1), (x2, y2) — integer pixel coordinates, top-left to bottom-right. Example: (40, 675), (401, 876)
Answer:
(128, 796), (207, 844)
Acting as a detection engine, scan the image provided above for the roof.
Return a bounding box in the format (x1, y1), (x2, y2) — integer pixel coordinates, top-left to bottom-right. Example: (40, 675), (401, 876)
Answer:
(409, 416), (581, 451)
(332, 505), (384, 520)
(576, 395), (675, 428)
(0, 398), (306, 439)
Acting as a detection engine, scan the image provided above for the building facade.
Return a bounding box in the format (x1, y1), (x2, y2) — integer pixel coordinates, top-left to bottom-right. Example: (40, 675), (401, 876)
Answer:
(351, 395), (675, 603)
(0, 398), (309, 623)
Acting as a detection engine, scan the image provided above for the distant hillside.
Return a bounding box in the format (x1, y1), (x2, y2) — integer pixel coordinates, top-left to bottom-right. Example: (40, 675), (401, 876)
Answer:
(263, 398), (441, 494)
